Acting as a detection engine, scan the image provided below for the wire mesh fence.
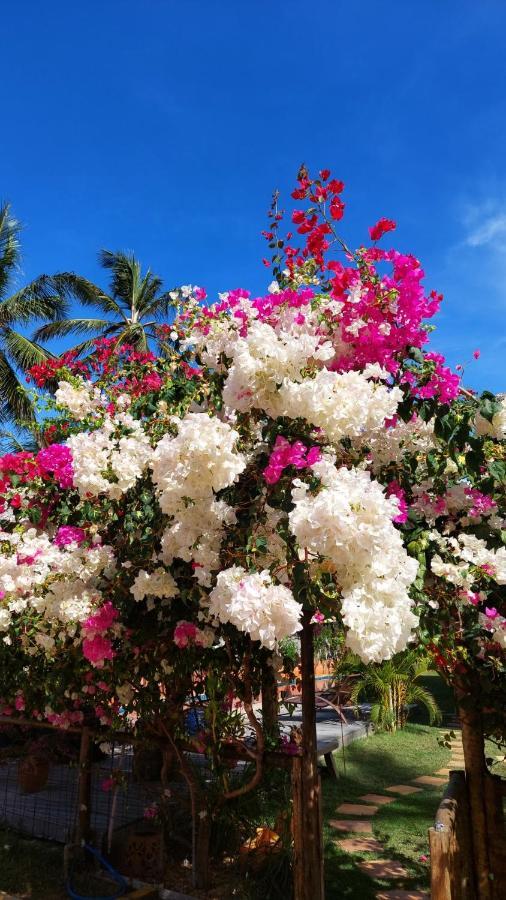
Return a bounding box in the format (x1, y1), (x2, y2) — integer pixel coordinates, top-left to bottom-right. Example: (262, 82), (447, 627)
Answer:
(0, 724), (159, 844)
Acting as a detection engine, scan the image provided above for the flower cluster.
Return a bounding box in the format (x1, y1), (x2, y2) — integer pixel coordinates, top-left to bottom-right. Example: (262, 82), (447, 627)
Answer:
(0, 165), (502, 745)
(67, 414), (151, 499)
(263, 436), (320, 485)
(288, 459), (418, 661)
(208, 567), (302, 649)
(151, 413), (246, 585)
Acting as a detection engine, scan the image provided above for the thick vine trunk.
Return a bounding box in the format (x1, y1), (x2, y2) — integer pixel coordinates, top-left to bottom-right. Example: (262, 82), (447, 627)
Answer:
(193, 803), (211, 890)
(292, 612), (325, 900)
(261, 658), (280, 742)
(456, 677), (505, 900)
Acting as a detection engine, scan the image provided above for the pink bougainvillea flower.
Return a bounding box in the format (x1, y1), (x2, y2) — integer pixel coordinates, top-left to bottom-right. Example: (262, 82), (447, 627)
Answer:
(263, 436), (321, 484)
(83, 601), (119, 635)
(82, 635), (115, 668)
(386, 480), (409, 523)
(173, 620), (198, 648)
(54, 525), (86, 547)
(37, 444), (74, 489)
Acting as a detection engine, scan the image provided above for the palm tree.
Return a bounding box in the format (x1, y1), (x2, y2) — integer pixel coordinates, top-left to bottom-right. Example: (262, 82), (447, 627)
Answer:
(335, 650), (442, 731)
(34, 250), (178, 355)
(0, 203), (68, 426)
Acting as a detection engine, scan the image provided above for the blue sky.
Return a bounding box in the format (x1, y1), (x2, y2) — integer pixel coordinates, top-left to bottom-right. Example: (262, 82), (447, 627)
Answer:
(2, 0), (506, 392)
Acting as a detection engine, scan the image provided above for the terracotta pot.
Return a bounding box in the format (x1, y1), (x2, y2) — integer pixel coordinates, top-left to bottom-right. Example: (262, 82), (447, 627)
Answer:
(124, 827), (164, 881)
(17, 755), (50, 793)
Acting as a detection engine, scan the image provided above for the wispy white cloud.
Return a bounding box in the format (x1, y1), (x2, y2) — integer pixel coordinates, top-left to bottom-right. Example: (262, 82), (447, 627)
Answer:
(465, 212), (506, 247)
(459, 193), (506, 251)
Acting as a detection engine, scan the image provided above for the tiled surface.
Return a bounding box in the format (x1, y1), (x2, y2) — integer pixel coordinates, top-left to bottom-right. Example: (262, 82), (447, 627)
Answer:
(336, 837), (384, 854)
(375, 892), (430, 900)
(336, 802), (378, 816)
(329, 818), (374, 833)
(359, 793), (396, 806)
(412, 775), (448, 786)
(384, 784), (422, 795)
(359, 859), (409, 878)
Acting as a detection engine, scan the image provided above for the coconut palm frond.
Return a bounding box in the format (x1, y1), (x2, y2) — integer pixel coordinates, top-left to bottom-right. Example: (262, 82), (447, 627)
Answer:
(1, 275), (70, 326)
(140, 289), (178, 322)
(0, 352), (36, 424)
(50, 273), (124, 318)
(98, 250), (142, 311)
(0, 203), (21, 300)
(34, 318), (110, 342)
(2, 329), (53, 371)
(0, 424), (39, 454)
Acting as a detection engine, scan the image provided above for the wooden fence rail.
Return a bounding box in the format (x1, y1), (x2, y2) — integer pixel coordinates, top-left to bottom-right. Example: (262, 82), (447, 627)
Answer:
(430, 770), (506, 900)
(429, 771), (475, 900)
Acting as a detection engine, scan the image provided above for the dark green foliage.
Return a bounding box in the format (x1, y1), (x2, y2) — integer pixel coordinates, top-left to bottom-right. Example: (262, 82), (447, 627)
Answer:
(0, 204), (67, 426)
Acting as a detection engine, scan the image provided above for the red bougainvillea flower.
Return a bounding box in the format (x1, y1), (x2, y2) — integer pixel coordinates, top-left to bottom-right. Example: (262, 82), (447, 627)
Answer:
(369, 217), (397, 241)
(329, 197), (345, 221)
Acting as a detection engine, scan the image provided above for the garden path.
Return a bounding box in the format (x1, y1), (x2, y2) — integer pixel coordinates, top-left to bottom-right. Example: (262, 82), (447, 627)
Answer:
(329, 729), (464, 899)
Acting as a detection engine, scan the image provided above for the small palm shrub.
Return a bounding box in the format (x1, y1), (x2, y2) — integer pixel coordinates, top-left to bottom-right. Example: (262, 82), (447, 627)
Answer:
(334, 649), (442, 731)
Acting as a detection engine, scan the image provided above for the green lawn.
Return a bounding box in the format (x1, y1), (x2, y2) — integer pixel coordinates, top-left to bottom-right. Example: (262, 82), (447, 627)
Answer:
(323, 723), (451, 899)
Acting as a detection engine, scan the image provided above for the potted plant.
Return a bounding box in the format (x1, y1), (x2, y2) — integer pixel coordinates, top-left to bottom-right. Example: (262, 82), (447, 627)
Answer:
(17, 736), (52, 793)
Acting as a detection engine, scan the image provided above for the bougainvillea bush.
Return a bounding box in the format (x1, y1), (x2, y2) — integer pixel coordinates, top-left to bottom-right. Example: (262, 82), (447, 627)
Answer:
(0, 167), (504, 764)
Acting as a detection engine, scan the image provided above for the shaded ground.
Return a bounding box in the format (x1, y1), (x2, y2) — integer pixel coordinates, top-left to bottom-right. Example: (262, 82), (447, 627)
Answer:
(0, 828), (66, 899)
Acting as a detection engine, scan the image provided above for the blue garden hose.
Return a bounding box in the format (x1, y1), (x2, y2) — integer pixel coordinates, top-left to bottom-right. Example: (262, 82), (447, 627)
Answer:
(65, 842), (128, 899)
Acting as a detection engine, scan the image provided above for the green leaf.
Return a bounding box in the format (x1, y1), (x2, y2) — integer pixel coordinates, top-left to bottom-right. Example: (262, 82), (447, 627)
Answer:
(488, 460), (506, 483)
(479, 397), (500, 424)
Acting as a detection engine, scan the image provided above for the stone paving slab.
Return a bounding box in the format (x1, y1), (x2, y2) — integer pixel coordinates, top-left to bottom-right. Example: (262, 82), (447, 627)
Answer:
(359, 859), (409, 879)
(329, 818), (374, 833)
(359, 793), (396, 806)
(412, 774), (448, 786)
(376, 892), (429, 900)
(336, 837), (384, 854)
(384, 784), (422, 795)
(435, 768), (450, 776)
(336, 802), (378, 816)
(127, 889), (159, 899)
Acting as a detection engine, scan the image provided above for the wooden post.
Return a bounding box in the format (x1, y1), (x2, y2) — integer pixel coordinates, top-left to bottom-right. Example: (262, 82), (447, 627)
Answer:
(291, 611), (325, 900)
(429, 771), (475, 900)
(429, 823), (451, 900)
(261, 657), (280, 742)
(76, 726), (92, 845)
